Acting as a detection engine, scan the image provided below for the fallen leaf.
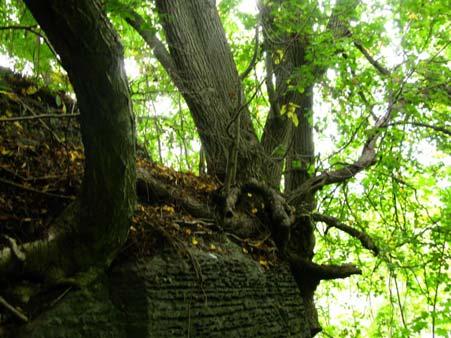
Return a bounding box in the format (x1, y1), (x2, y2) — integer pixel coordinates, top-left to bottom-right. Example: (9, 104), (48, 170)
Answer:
(24, 86), (38, 95)
(162, 205), (175, 214)
(259, 258), (269, 268)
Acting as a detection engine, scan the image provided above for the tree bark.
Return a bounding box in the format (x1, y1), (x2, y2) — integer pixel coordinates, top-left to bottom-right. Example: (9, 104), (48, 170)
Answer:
(18, 246), (310, 338)
(23, 0), (135, 269)
(155, 0), (270, 183)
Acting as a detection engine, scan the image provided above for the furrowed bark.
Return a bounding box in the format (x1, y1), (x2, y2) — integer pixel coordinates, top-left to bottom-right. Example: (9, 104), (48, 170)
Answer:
(155, 0), (269, 183)
(22, 0), (135, 272)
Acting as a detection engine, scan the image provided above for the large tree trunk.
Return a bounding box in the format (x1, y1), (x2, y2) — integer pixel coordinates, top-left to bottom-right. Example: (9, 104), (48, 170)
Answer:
(17, 245), (310, 338)
(23, 0), (136, 269)
(155, 0), (270, 183)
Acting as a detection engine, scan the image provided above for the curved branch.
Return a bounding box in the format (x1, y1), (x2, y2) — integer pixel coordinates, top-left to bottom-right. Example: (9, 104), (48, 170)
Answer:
(239, 23), (260, 81)
(288, 89), (400, 204)
(223, 179), (294, 250)
(0, 25), (60, 64)
(312, 213), (379, 255)
(327, 0), (390, 76)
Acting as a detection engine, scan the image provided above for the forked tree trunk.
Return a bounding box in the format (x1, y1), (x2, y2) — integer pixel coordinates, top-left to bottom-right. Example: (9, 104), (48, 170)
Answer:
(155, 0), (272, 183)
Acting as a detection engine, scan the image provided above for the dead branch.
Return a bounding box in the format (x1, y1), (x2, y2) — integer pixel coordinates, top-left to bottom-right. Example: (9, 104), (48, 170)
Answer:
(0, 113), (79, 122)
(386, 121), (451, 136)
(0, 296), (28, 323)
(2, 235), (25, 262)
(0, 177), (75, 200)
(16, 96), (63, 143)
(312, 213), (379, 255)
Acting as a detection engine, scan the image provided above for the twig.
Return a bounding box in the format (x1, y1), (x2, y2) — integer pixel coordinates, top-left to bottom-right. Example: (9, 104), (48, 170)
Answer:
(49, 286), (72, 307)
(0, 177), (75, 200)
(239, 23), (260, 80)
(0, 296), (28, 322)
(16, 96), (63, 143)
(0, 25), (60, 65)
(0, 113), (79, 122)
(2, 235), (25, 262)
(386, 121), (451, 136)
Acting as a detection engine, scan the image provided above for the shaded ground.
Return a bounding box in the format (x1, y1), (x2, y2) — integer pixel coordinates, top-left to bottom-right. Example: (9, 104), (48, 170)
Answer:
(0, 67), (282, 331)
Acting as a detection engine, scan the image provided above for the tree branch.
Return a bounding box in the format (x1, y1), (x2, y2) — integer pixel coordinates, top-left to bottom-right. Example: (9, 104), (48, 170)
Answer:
(0, 296), (28, 322)
(326, 0), (391, 76)
(386, 121), (451, 136)
(353, 41), (390, 76)
(0, 177), (75, 200)
(312, 213), (379, 255)
(289, 255), (362, 281)
(0, 25), (60, 65)
(108, 2), (180, 86)
(0, 113), (79, 122)
(239, 23), (260, 81)
(288, 88), (401, 204)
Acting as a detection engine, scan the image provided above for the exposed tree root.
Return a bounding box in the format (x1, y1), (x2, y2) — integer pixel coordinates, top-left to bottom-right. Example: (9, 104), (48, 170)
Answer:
(136, 167), (215, 220)
(222, 179), (294, 250)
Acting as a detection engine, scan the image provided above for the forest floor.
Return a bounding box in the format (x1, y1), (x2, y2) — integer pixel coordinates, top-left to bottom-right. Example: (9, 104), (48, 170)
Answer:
(0, 67), (283, 328)
(0, 67), (279, 274)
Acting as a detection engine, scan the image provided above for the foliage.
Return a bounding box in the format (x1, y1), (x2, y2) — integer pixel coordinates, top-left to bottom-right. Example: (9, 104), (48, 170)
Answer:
(1, 0), (449, 336)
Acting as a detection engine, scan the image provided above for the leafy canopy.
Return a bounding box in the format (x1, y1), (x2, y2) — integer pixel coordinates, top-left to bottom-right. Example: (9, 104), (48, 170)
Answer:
(0, 0), (449, 336)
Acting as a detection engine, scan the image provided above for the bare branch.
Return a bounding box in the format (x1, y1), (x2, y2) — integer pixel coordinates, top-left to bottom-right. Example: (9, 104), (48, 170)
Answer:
(289, 255), (362, 281)
(2, 235), (25, 262)
(0, 177), (75, 200)
(387, 121), (451, 136)
(239, 24), (260, 81)
(288, 88), (401, 204)
(313, 213), (379, 255)
(0, 25), (60, 66)
(0, 113), (79, 122)
(0, 296), (28, 322)
(109, 3), (180, 86)
(353, 41), (390, 76)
